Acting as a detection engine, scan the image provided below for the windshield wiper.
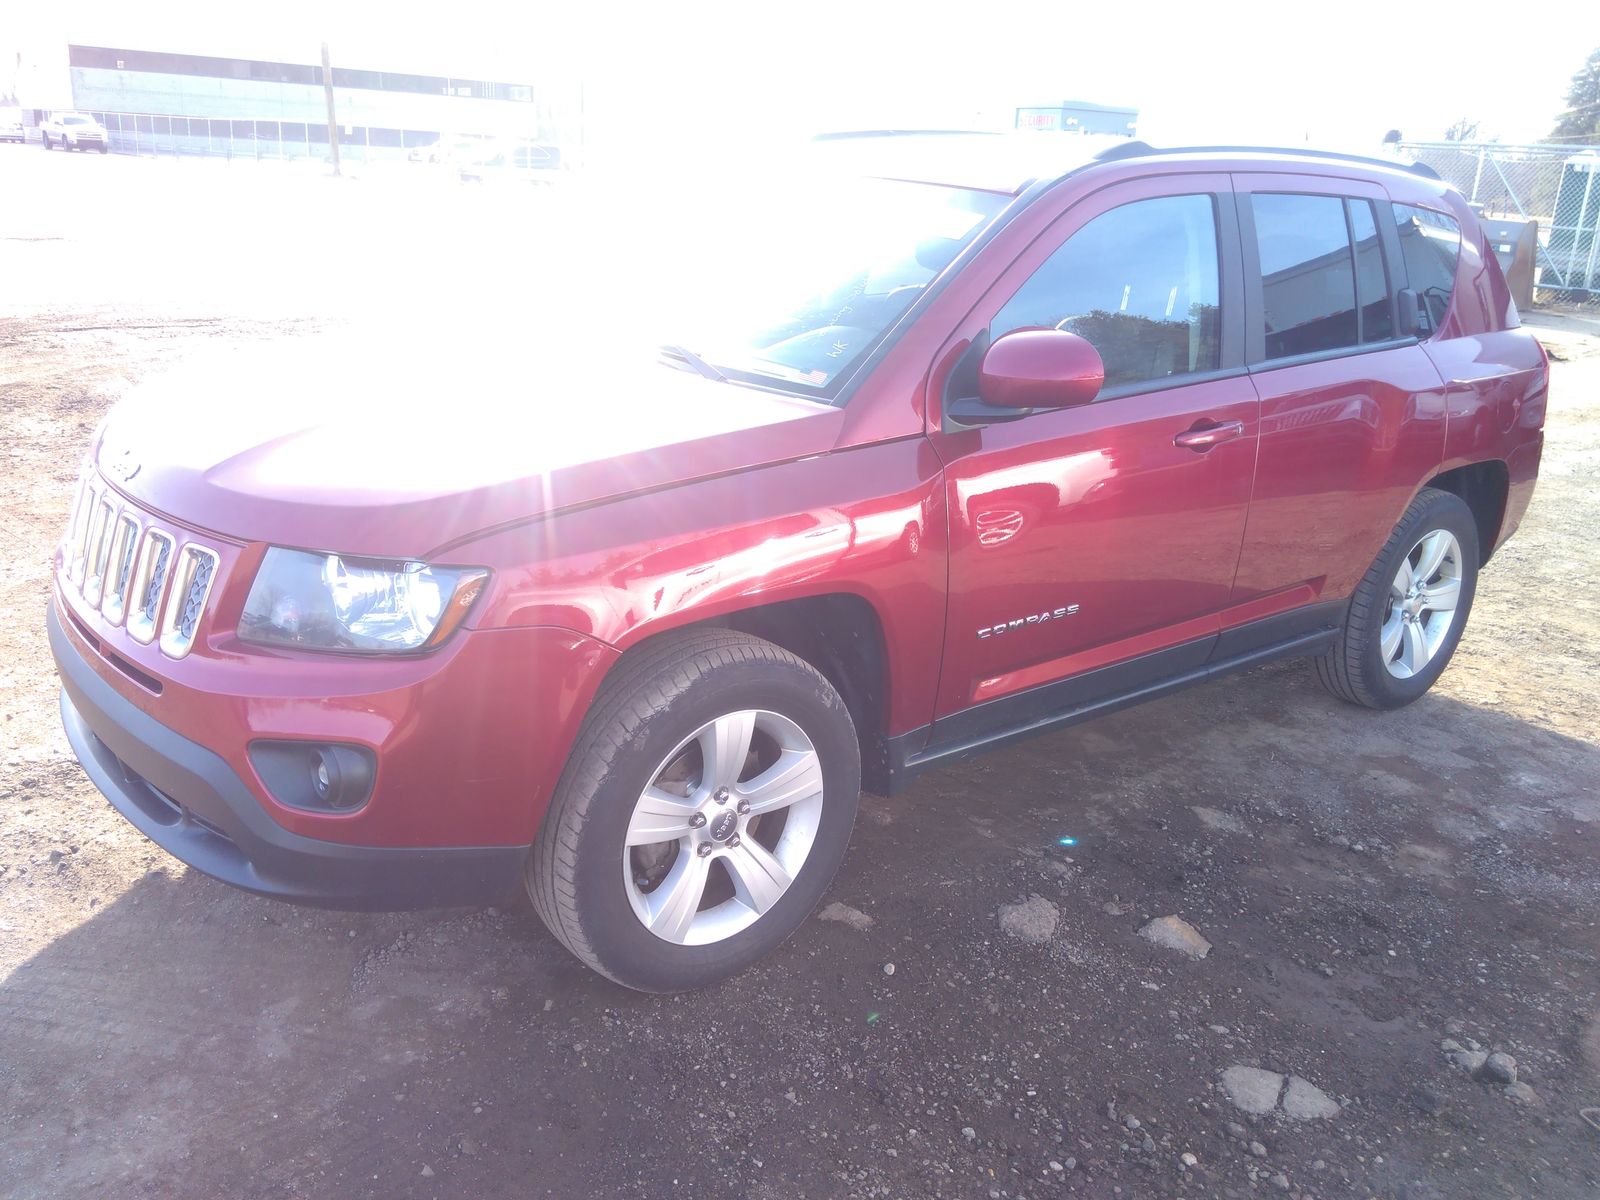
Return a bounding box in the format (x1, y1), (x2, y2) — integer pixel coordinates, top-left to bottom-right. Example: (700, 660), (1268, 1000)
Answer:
(658, 344), (727, 383)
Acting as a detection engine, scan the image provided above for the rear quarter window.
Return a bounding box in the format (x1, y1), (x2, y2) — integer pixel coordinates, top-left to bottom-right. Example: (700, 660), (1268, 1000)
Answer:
(1391, 204), (1462, 332)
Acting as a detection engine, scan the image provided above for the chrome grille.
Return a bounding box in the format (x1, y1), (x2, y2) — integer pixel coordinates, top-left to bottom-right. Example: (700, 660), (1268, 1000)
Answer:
(61, 478), (222, 660)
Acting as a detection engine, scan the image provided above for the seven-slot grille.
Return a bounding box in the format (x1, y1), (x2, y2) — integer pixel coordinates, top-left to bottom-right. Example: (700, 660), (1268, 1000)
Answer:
(63, 474), (220, 659)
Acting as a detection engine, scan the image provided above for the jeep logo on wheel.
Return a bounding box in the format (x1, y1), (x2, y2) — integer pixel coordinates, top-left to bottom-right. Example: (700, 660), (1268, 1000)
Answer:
(709, 811), (738, 842)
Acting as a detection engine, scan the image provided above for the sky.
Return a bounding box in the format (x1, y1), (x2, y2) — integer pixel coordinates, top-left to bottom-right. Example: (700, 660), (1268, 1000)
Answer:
(6, 0), (1598, 152)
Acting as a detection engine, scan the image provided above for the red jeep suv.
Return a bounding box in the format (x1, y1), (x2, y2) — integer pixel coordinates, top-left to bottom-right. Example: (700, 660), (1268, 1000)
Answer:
(50, 134), (1546, 991)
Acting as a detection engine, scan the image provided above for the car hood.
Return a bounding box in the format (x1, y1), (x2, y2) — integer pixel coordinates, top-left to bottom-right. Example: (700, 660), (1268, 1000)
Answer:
(94, 339), (843, 558)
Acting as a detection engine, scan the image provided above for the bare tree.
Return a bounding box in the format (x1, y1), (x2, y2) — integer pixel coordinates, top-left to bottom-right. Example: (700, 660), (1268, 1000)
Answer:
(1444, 118), (1480, 143)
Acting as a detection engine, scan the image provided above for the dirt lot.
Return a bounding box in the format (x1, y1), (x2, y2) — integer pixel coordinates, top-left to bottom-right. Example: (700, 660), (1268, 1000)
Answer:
(2, 149), (1599, 1200)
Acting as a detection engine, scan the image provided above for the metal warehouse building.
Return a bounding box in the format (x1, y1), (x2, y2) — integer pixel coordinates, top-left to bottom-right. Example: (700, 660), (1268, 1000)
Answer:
(6, 33), (581, 162)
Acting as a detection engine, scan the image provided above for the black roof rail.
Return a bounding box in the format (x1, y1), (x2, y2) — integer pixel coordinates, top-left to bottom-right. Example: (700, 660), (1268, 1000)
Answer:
(1090, 141), (1442, 181)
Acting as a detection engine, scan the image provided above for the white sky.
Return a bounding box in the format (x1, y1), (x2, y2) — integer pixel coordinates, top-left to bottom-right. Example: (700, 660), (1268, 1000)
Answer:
(8, 0), (1599, 150)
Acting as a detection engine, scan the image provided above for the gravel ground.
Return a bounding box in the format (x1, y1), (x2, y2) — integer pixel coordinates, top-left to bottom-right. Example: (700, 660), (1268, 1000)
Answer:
(2, 149), (1598, 1200)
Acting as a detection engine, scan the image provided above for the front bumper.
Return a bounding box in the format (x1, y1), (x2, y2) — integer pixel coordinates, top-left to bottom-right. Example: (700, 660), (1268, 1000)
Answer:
(51, 603), (527, 910)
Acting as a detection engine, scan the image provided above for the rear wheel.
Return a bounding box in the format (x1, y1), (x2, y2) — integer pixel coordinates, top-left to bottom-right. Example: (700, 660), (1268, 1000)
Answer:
(40, 133), (50, 150)
(528, 629), (860, 992)
(1315, 487), (1479, 709)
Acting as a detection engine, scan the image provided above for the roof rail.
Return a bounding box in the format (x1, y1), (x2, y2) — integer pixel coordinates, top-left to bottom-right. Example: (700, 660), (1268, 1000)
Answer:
(1091, 140), (1442, 181)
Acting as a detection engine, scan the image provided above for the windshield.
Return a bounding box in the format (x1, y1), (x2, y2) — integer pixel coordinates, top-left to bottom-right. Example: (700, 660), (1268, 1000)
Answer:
(663, 179), (1008, 399)
(63, 116), (90, 125)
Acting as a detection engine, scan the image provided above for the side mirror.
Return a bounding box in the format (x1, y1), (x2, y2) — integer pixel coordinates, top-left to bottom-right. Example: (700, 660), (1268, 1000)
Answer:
(949, 330), (1104, 426)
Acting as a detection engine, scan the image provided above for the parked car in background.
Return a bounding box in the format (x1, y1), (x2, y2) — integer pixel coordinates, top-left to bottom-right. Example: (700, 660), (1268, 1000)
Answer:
(41, 112), (109, 153)
(1, 107), (25, 144)
(49, 134), (1546, 993)
(457, 139), (562, 185)
(407, 134), (490, 165)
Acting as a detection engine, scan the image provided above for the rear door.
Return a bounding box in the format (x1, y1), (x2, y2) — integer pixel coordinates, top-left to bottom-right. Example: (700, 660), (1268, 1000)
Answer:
(1226, 174), (1448, 647)
(927, 174), (1259, 736)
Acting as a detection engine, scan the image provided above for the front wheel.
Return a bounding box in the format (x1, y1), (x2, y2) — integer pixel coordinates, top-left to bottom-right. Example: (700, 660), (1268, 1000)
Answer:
(40, 133), (50, 150)
(1315, 486), (1479, 709)
(528, 629), (860, 992)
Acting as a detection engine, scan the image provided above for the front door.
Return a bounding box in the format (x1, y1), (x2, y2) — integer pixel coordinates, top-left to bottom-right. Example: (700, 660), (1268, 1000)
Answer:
(927, 175), (1259, 740)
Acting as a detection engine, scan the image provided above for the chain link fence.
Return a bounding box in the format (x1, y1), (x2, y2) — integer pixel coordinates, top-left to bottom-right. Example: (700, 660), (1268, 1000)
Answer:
(1400, 141), (1600, 307)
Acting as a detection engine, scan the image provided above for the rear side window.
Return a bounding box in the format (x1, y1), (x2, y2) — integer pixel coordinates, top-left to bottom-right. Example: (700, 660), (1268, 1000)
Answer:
(1391, 203), (1462, 332)
(992, 194), (1222, 392)
(1252, 193), (1358, 359)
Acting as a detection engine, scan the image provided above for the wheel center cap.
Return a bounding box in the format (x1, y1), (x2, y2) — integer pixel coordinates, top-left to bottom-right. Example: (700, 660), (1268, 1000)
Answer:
(708, 811), (739, 842)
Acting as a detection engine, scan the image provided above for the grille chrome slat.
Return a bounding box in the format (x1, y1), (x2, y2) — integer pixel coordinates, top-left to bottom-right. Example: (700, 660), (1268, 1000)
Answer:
(69, 484), (99, 587)
(157, 545), (219, 660)
(100, 513), (142, 626)
(81, 496), (116, 607)
(124, 529), (175, 646)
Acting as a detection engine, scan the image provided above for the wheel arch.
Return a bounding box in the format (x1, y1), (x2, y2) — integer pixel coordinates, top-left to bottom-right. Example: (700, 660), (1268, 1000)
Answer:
(1423, 460), (1510, 564)
(605, 592), (895, 794)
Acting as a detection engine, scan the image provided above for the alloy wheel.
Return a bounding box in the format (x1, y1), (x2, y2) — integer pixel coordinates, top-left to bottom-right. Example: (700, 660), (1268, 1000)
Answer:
(1380, 529), (1463, 679)
(623, 709), (824, 946)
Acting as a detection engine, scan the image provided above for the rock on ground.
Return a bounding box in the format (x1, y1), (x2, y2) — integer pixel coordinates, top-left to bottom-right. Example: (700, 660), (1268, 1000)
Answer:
(1505, 1082), (1543, 1106)
(1478, 1052), (1518, 1085)
(1221, 1066), (1284, 1115)
(998, 896), (1059, 944)
(1139, 914), (1212, 960)
(817, 902), (874, 932)
(1281, 1075), (1340, 1120)
(1190, 806), (1249, 834)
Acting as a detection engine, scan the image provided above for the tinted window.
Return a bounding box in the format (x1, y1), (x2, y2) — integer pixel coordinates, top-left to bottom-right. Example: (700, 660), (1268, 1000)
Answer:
(1348, 200), (1393, 342)
(1253, 193), (1358, 359)
(993, 194), (1221, 391)
(1391, 203), (1461, 332)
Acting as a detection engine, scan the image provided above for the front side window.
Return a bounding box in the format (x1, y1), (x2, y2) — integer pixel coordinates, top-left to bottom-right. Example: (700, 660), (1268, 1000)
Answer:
(1253, 193), (1358, 360)
(1391, 203), (1461, 332)
(992, 194), (1222, 392)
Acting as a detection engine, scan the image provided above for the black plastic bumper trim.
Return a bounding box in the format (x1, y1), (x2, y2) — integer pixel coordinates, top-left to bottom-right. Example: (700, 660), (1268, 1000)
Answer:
(49, 601), (527, 911)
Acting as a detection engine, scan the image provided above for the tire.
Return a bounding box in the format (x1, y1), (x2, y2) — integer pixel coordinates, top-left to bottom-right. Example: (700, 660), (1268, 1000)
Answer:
(41, 133), (50, 150)
(97, 145), (108, 155)
(1315, 486), (1479, 709)
(528, 628), (860, 992)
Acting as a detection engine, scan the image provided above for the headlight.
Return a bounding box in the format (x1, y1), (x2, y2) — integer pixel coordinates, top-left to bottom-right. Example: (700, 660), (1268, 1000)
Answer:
(240, 548), (488, 654)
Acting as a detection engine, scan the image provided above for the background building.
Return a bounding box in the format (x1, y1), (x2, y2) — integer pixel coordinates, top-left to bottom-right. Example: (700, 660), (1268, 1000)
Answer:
(1015, 101), (1139, 137)
(3, 26), (581, 162)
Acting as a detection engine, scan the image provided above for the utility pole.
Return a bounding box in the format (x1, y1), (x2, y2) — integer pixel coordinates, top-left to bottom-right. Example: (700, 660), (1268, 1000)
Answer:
(321, 41), (340, 176)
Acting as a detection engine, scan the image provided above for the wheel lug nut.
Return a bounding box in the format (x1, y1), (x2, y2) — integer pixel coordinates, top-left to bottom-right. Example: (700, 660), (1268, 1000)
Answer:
(688, 812), (706, 828)
(726, 834), (741, 848)
(714, 788), (730, 804)
(736, 799), (750, 815)
(696, 842), (713, 857)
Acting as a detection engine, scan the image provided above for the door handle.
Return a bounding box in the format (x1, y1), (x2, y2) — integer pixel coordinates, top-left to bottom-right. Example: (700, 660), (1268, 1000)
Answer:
(1173, 420), (1245, 451)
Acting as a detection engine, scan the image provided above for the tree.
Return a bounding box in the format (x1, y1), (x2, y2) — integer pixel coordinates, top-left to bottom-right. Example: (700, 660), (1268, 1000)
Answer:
(1550, 47), (1600, 143)
(1444, 118), (1480, 142)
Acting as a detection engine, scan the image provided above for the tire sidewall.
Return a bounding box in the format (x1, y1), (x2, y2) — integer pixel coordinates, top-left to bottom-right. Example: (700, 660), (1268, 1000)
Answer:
(569, 656), (860, 992)
(1358, 493), (1480, 706)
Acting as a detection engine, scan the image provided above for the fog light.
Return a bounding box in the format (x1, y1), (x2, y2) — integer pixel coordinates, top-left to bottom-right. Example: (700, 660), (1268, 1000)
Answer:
(249, 741), (377, 814)
(312, 745), (372, 810)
